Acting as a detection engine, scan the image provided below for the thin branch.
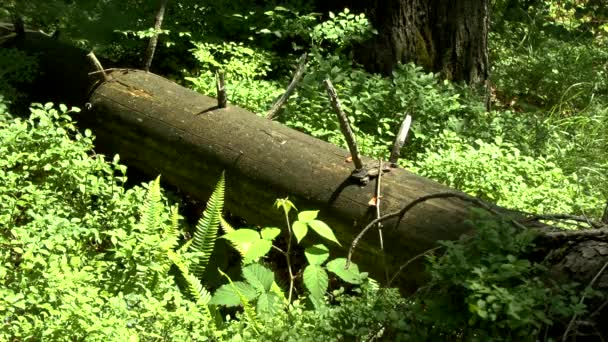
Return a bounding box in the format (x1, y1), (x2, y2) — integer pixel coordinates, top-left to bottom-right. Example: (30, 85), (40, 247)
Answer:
(88, 68), (139, 75)
(374, 159), (389, 284)
(389, 114), (412, 167)
(562, 259), (608, 341)
(387, 246), (442, 287)
(524, 213), (604, 229)
(602, 200), (608, 224)
(271, 245), (287, 256)
(324, 78), (363, 170)
(216, 70), (227, 108)
(86, 52), (109, 82)
(266, 53), (307, 120)
(347, 192), (509, 268)
(143, 0), (169, 72)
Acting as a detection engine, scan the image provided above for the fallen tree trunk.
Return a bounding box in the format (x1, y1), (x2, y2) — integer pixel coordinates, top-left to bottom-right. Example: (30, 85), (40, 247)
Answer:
(3, 31), (607, 304)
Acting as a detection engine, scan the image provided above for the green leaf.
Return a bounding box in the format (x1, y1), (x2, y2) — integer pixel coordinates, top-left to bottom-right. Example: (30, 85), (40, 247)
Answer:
(243, 239), (273, 263)
(242, 263), (275, 293)
(256, 292), (281, 316)
(298, 210), (318, 223)
(292, 221), (308, 243)
(303, 264), (328, 301)
(304, 244), (329, 266)
(326, 258), (363, 284)
(223, 229), (261, 255)
(274, 197), (297, 214)
(210, 281), (257, 307)
(308, 220), (340, 246)
(260, 227), (281, 240)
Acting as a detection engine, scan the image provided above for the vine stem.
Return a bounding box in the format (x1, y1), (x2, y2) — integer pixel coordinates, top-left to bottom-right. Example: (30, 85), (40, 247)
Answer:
(283, 207), (295, 304)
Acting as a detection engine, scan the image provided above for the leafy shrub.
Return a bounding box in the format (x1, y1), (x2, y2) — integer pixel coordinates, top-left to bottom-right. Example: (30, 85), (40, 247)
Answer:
(414, 209), (589, 341)
(0, 103), (215, 340)
(406, 131), (602, 217)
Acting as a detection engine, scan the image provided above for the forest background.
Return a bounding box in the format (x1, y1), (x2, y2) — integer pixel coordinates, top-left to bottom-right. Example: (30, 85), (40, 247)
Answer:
(1, 0), (607, 340)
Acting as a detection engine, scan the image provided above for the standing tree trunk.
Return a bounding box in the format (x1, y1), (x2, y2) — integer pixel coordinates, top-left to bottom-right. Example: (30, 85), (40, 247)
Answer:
(320, 0), (490, 84)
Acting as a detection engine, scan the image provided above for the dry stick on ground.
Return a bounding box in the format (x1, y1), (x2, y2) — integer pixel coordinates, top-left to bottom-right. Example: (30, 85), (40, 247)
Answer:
(143, 0), (169, 72)
(86, 52), (109, 83)
(216, 70), (227, 108)
(373, 159), (389, 284)
(346, 192), (517, 268)
(389, 114), (412, 167)
(562, 259), (608, 341)
(324, 78), (363, 170)
(266, 53), (308, 120)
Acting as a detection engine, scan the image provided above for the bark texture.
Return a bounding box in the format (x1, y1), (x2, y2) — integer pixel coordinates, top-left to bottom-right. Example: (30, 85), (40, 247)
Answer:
(320, 0), (490, 83)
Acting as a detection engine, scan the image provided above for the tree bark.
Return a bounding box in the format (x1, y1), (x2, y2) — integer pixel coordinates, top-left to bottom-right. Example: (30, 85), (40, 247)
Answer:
(320, 0), (490, 84)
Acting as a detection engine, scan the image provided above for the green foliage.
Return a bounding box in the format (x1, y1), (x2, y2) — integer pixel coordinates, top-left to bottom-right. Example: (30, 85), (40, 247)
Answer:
(0, 48), (38, 106)
(0, 103), (214, 340)
(185, 41), (284, 114)
(412, 209), (590, 340)
(213, 198), (365, 314)
(189, 172), (225, 278)
(406, 131), (603, 217)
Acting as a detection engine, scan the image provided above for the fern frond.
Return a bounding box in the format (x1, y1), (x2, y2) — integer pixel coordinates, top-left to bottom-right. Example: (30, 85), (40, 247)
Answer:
(220, 216), (235, 234)
(218, 268), (260, 335)
(167, 250), (213, 322)
(140, 176), (164, 232)
(189, 172), (225, 278)
(165, 205), (181, 250)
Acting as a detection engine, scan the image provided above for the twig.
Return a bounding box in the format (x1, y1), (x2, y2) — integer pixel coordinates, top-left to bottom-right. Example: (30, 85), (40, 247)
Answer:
(524, 213), (603, 229)
(387, 246), (442, 287)
(347, 192), (510, 268)
(602, 200), (608, 224)
(216, 70), (227, 108)
(374, 159), (389, 284)
(389, 114), (412, 167)
(143, 0), (169, 72)
(324, 78), (363, 170)
(266, 53), (308, 120)
(282, 207), (296, 304)
(86, 52), (109, 82)
(562, 259), (608, 341)
(88, 68), (139, 75)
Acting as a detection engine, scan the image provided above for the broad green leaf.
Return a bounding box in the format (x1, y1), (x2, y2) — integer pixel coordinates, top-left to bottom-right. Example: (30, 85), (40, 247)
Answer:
(298, 210), (318, 223)
(242, 263), (274, 293)
(243, 239), (273, 264)
(260, 227), (281, 241)
(256, 292), (281, 316)
(210, 281), (257, 307)
(292, 221), (308, 243)
(303, 264), (328, 301)
(326, 258), (363, 284)
(308, 220), (340, 246)
(304, 244), (329, 266)
(223, 229), (261, 254)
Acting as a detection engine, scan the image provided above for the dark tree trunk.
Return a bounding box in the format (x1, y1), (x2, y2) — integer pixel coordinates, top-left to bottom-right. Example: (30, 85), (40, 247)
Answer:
(321, 0), (490, 84)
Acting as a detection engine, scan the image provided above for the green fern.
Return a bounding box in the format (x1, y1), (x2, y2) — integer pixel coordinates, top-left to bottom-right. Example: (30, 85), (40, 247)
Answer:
(141, 176), (164, 233)
(189, 172), (225, 278)
(139, 175), (214, 322)
(167, 250), (213, 321)
(218, 268), (261, 335)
